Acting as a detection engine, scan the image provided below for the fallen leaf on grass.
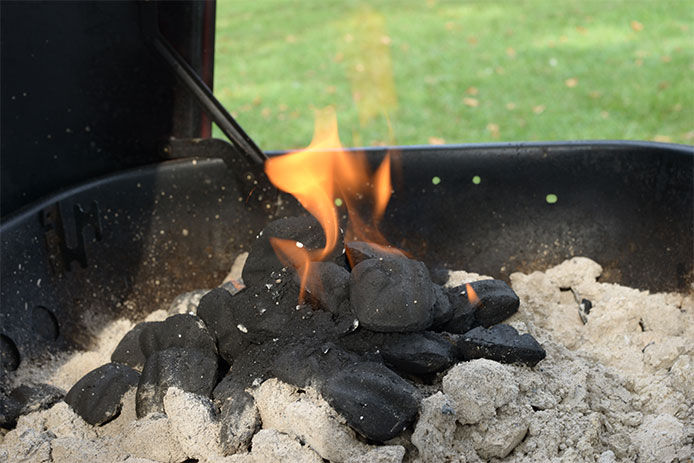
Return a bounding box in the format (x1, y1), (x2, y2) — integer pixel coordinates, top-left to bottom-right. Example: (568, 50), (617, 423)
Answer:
(486, 123), (500, 139)
(652, 135), (671, 143)
(506, 47), (516, 58)
(261, 107), (271, 118)
(506, 102), (516, 110)
(565, 78), (578, 88)
(631, 20), (644, 32)
(463, 97), (479, 107)
(600, 111), (609, 119)
(589, 91), (602, 99)
(285, 35), (297, 43)
(429, 137), (445, 145)
(466, 86), (479, 95)
(533, 105), (546, 114)
(661, 55), (672, 63)
(467, 36), (478, 45)
(658, 81), (670, 90)
(576, 25), (587, 34)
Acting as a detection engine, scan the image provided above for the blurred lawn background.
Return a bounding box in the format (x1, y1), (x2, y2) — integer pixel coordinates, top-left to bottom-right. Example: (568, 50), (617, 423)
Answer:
(213, 0), (693, 150)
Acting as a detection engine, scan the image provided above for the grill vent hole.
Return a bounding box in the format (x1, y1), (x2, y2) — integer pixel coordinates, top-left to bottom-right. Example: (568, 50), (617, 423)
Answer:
(0, 334), (21, 371)
(33, 305), (60, 341)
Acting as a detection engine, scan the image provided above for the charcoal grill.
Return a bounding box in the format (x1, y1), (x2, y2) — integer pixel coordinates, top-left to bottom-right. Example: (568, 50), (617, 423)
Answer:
(1, 1), (692, 378)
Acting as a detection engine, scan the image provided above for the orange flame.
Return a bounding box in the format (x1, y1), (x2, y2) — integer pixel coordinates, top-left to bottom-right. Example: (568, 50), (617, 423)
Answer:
(465, 283), (480, 306)
(268, 236), (312, 298)
(264, 107), (396, 299)
(265, 111), (340, 261)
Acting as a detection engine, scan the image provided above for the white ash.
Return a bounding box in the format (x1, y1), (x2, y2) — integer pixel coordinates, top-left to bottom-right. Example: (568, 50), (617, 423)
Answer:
(2, 256), (692, 463)
(251, 377), (407, 462)
(223, 428), (324, 463)
(442, 359), (519, 425)
(224, 252), (249, 284)
(163, 388), (224, 459)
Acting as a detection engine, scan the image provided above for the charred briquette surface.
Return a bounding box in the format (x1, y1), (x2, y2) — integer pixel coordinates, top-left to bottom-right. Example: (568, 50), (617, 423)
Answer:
(65, 363), (139, 425)
(206, 271), (351, 401)
(242, 216), (344, 288)
(210, 295), (351, 397)
(271, 342), (361, 390)
(429, 266), (450, 286)
(437, 289), (477, 334)
(0, 392), (21, 427)
(199, 276), (343, 365)
(0, 383), (64, 428)
(211, 376), (261, 455)
(301, 262), (351, 315)
(212, 342), (282, 403)
(431, 284), (454, 326)
(338, 329), (456, 376)
(441, 279), (519, 332)
(136, 347), (218, 418)
(344, 241), (406, 268)
(219, 389), (260, 455)
(456, 324), (546, 367)
(468, 279), (519, 326)
(581, 298), (593, 314)
(139, 314), (217, 359)
(381, 332), (456, 375)
(350, 256), (436, 332)
(323, 362), (419, 442)
(111, 321), (156, 370)
(197, 287), (245, 364)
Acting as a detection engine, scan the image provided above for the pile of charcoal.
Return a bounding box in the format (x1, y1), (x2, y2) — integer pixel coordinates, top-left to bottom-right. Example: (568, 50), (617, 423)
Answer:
(7, 215), (546, 450)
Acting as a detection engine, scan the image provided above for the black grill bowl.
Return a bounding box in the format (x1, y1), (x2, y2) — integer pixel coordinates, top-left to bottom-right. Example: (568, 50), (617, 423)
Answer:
(1, 140), (692, 375)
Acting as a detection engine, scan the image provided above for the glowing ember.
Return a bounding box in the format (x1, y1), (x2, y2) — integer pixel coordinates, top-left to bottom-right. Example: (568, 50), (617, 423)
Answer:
(465, 283), (480, 306)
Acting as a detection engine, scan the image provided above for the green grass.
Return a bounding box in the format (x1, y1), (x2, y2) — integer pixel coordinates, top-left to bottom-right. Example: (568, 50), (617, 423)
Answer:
(214, 0), (693, 150)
